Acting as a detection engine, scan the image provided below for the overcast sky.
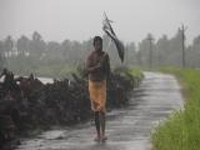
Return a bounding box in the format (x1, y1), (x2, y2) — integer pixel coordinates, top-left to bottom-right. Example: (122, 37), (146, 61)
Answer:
(0, 0), (199, 44)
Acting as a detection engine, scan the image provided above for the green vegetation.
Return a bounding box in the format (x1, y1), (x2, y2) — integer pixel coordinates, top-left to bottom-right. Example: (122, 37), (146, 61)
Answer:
(129, 68), (144, 81)
(152, 68), (200, 150)
(112, 67), (144, 87)
(127, 68), (144, 88)
(113, 67), (143, 78)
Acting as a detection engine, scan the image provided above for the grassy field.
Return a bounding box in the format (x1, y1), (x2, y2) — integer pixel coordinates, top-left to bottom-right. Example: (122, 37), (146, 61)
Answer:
(152, 67), (200, 150)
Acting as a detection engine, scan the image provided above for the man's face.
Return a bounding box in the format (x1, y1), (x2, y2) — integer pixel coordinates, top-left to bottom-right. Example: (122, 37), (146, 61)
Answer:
(94, 40), (102, 52)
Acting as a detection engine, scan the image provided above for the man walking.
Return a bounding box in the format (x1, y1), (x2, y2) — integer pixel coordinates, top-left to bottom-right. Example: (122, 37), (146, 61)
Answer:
(86, 36), (110, 142)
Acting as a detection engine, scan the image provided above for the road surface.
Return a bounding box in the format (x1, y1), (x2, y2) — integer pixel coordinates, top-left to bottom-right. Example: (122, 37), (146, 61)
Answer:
(15, 72), (184, 150)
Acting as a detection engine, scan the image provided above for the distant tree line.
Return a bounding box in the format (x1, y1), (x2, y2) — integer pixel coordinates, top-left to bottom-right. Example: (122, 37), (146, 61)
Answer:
(0, 30), (200, 76)
(128, 29), (200, 69)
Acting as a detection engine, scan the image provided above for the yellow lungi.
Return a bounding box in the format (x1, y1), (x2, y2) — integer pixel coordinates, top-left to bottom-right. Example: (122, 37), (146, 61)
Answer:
(88, 80), (106, 113)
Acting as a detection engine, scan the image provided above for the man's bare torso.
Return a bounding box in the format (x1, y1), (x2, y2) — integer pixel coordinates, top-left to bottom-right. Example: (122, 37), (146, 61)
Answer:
(86, 51), (110, 81)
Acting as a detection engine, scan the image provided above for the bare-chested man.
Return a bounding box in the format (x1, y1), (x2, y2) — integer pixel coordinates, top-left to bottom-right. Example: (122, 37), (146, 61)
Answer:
(86, 36), (110, 142)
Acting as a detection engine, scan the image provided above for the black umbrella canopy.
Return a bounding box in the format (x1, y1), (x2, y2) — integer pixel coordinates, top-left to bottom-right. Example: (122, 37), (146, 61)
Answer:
(102, 13), (125, 63)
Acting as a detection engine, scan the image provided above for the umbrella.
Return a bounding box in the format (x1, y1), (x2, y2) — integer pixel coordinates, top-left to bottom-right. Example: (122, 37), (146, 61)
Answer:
(102, 12), (125, 63)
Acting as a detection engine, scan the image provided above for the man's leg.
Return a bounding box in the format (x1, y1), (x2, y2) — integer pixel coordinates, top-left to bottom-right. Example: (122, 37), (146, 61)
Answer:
(94, 111), (100, 140)
(99, 111), (107, 141)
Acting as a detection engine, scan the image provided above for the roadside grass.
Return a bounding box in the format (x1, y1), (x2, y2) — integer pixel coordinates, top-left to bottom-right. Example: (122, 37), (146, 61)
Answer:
(129, 68), (144, 80)
(117, 68), (144, 87)
(152, 67), (200, 150)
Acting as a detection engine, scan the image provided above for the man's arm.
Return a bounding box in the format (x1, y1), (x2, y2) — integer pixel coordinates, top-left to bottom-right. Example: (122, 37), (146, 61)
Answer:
(87, 65), (101, 73)
(86, 56), (101, 74)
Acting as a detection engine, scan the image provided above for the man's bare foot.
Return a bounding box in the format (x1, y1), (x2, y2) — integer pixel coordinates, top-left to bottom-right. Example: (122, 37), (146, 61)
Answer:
(101, 135), (107, 142)
(94, 136), (100, 142)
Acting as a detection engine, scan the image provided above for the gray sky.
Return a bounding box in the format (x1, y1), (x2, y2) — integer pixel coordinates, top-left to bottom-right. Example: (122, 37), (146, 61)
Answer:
(0, 0), (199, 44)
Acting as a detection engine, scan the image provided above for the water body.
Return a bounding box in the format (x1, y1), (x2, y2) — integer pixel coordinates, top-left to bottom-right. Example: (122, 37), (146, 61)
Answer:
(0, 76), (54, 84)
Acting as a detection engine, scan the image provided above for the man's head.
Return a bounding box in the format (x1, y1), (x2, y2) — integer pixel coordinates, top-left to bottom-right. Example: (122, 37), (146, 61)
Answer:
(93, 36), (103, 52)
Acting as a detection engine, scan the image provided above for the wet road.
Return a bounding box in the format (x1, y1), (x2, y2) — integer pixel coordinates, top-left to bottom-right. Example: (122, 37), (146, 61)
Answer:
(15, 72), (184, 150)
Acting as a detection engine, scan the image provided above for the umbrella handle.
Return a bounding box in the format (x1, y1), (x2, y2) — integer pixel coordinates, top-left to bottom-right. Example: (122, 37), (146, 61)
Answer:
(104, 36), (112, 53)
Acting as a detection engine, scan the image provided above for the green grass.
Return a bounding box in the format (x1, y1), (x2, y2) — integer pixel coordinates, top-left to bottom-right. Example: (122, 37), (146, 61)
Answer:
(126, 68), (144, 88)
(129, 68), (144, 80)
(152, 67), (200, 150)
